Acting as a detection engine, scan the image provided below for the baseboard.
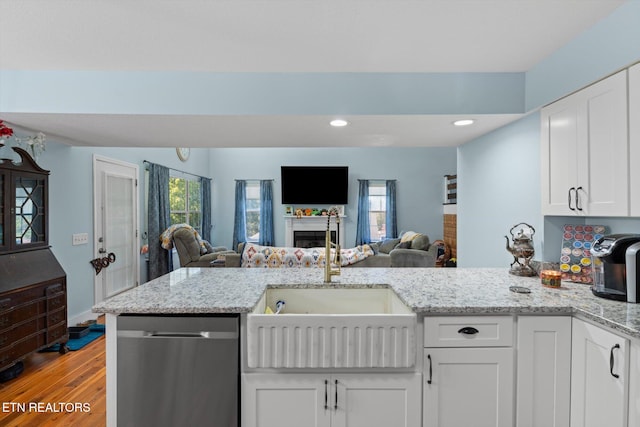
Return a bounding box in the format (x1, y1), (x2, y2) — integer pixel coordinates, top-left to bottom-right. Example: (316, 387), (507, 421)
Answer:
(68, 309), (100, 327)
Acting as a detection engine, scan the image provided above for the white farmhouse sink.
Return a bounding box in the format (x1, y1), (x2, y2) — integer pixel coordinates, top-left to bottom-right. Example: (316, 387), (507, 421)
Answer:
(253, 287), (414, 315)
(247, 286), (417, 369)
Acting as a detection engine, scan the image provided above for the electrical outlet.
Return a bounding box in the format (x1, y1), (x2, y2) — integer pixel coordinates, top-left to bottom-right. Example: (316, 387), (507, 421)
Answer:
(72, 233), (89, 246)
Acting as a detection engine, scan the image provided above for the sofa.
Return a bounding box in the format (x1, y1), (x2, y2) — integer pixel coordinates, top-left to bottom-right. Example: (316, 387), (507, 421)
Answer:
(368, 231), (438, 267)
(222, 231), (437, 268)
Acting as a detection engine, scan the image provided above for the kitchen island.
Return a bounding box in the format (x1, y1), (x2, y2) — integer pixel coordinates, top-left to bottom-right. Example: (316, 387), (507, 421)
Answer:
(93, 267), (640, 337)
(93, 267), (640, 427)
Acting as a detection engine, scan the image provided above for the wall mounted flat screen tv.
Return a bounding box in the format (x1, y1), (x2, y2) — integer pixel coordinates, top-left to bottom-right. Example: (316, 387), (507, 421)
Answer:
(281, 166), (348, 205)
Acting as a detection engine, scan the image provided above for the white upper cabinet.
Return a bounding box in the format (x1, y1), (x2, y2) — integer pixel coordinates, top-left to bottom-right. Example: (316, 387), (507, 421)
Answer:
(630, 63), (640, 217)
(541, 70), (629, 216)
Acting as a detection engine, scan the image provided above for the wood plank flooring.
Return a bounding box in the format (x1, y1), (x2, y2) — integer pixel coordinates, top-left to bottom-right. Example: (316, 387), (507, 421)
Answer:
(0, 329), (106, 427)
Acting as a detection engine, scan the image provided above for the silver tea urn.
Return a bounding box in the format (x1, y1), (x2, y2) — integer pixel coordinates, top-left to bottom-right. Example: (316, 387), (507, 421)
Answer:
(505, 222), (536, 277)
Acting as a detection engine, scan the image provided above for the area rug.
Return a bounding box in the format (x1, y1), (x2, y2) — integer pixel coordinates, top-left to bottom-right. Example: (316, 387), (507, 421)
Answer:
(40, 324), (105, 352)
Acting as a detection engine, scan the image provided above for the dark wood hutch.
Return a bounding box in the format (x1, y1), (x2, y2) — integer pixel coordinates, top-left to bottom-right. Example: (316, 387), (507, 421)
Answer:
(0, 147), (68, 378)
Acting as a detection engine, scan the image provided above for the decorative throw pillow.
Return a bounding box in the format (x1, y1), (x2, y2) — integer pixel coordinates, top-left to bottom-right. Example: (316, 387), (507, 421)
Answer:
(368, 242), (380, 255)
(410, 234), (431, 251)
(394, 241), (412, 249)
(378, 238), (401, 254)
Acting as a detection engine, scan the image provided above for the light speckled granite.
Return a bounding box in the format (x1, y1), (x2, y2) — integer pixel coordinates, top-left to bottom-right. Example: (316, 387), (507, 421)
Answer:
(92, 267), (640, 339)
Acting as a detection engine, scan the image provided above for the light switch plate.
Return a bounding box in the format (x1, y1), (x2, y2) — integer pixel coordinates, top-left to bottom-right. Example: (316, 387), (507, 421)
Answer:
(72, 233), (89, 246)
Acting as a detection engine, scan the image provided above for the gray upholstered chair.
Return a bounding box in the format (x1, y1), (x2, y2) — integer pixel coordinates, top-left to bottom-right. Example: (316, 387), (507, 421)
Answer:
(172, 228), (235, 267)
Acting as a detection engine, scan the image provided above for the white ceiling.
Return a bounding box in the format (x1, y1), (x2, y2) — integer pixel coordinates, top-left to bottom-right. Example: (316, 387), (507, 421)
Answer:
(0, 0), (626, 148)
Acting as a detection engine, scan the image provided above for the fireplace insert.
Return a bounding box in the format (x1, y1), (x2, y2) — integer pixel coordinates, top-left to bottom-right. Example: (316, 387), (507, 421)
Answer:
(294, 230), (336, 248)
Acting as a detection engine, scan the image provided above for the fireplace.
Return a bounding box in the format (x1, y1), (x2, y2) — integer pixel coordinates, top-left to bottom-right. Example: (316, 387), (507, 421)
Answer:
(284, 215), (345, 248)
(294, 231), (336, 248)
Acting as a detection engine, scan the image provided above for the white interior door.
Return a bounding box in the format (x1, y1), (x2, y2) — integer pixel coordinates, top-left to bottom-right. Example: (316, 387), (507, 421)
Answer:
(93, 156), (139, 303)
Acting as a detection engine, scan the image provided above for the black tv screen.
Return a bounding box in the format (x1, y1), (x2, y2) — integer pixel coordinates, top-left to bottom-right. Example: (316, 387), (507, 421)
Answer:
(281, 166), (349, 204)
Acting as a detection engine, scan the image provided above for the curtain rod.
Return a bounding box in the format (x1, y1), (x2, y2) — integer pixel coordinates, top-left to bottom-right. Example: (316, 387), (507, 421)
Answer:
(143, 160), (211, 181)
(358, 179), (397, 182)
(234, 179), (274, 181)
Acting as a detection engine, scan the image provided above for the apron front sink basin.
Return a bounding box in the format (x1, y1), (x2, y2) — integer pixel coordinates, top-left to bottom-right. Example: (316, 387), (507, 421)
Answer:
(247, 286), (416, 369)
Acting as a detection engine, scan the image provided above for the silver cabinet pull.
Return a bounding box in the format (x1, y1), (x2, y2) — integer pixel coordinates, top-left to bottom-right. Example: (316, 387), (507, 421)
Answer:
(324, 380), (328, 410)
(610, 344), (620, 378)
(568, 187), (576, 211)
(576, 186), (583, 211)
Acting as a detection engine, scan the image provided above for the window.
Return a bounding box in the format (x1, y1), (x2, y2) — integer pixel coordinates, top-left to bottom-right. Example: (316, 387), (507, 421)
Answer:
(368, 181), (387, 241)
(169, 175), (202, 232)
(245, 181), (261, 241)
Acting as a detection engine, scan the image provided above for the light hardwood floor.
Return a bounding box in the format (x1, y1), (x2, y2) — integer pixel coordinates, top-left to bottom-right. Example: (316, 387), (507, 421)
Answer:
(0, 330), (106, 427)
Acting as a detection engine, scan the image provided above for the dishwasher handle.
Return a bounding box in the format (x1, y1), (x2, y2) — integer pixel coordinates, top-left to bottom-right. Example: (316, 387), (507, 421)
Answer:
(118, 330), (238, 339)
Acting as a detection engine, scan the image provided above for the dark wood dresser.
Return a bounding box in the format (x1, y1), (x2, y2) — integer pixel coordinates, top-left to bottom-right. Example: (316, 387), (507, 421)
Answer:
(0, 147), (68, 375)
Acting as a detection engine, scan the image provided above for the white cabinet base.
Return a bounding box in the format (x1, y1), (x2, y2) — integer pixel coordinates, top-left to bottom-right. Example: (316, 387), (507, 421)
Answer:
(570, 318), (629, 427)
(242, 372), (421, 427)
(423, 348), (514, 427)
(516, 316), (571, 427)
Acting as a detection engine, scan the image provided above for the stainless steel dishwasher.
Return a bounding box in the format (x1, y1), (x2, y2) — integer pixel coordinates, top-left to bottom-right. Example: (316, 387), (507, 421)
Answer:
(117, 314), (239, 427)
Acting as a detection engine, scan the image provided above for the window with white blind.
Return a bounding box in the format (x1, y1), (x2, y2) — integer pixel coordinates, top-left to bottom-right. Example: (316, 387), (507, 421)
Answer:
(368, 181), (387, 241)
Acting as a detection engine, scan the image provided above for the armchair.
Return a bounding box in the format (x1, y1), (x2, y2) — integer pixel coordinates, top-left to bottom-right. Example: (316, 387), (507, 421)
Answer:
(172, 228), (235, 267)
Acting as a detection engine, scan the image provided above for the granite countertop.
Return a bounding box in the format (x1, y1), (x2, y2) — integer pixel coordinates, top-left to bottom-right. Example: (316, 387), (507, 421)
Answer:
(92, 267), (640, 339)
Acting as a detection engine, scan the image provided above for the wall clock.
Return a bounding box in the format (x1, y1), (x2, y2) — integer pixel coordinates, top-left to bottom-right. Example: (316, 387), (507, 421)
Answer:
(176, 147), (190, 162)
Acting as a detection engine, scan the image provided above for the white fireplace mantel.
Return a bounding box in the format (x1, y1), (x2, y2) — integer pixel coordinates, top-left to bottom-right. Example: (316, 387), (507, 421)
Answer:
(284, 215), (345, 248)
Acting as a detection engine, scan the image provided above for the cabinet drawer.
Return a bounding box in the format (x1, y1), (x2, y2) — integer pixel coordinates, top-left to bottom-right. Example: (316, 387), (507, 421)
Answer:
(424, 316), (513, 347)
(0, 318), (44, 347)
(47, 323), (67, 344)
(47, 293), (65, 311)
(47, 307), (66, 328)
(0, 301), (42, 331)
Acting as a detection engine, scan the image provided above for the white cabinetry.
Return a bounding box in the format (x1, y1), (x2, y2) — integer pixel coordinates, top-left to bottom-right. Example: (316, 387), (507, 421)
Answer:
(516, 316), (571, 427)
(242, 372), (421, 427)
(630, 63), (640, 217)
(423, 316), (515, 427)
(630, 339), (640, 426)
(541, 70), (628, 216)
(570, 318), (629, 427)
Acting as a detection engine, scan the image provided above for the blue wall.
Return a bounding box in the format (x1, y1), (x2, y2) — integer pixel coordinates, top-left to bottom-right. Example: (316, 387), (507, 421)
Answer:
(525, 1), (640, 110)
(208, 147), (456, 249)
(0, 71), (525, 116)
(457, 112), (541, 267)
(0, 140), (211, 320)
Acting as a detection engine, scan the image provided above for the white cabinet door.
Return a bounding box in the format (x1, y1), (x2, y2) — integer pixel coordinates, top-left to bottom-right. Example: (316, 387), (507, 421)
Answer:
(541, 92), (580, 216)
(516, 316), (571, 427)
(332, 373), (421, 427)
(423, 348), (514, 427)
(630, 63), (640, 217)
(541, 70), (628, 216)
(570, 318), (629, 427)
(243, 372), (421, 427)
(579, 70), (628, 216)
(242, 373), (331, 427)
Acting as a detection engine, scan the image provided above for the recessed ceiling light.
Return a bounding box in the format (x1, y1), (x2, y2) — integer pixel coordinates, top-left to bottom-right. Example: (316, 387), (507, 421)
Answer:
(453, 119), (475, 127)
(330, 119), (349, 127)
